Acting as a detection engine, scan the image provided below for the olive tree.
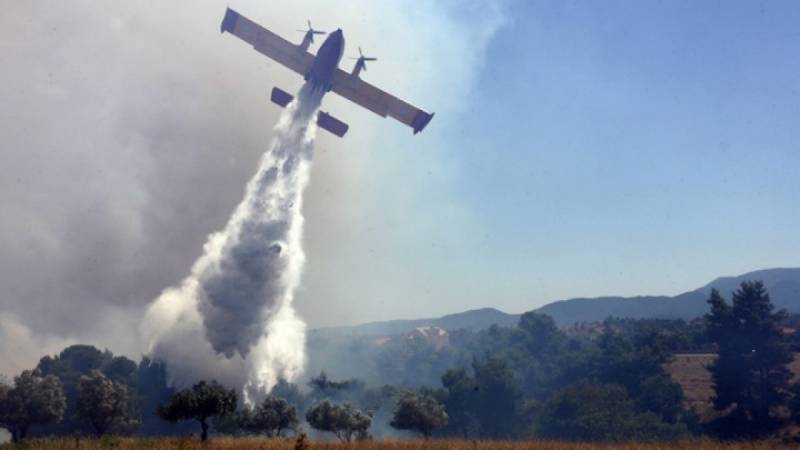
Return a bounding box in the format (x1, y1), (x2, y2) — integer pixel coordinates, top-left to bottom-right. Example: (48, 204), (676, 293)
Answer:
(0, 370), (66, 442)
(157, 380), (236, 441)
(306, 400), (371, 442)
(390, 390), (448, 439)
(77, 370), (136, 436)
(240, 395), (298, 437)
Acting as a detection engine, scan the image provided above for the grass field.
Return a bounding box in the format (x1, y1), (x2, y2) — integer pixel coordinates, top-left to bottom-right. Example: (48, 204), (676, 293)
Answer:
(664, 352), (800, 416)
(0, 437), (793, 450)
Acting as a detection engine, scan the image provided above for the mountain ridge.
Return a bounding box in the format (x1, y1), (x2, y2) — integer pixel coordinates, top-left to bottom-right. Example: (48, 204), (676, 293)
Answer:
(310, 268), (800, 336)
(310, 307), (520, 338)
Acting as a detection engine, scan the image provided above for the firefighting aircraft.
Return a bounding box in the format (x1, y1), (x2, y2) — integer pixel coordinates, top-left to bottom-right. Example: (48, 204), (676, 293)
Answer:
(220, 8), (434, 138)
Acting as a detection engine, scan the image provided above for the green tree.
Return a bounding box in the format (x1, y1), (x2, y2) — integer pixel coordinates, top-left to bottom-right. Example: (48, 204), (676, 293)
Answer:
(135, 358), (179, 435)
(390, 390), (448, 439)
(535, 382), (685, 442)
(440, 368), (480, 437)
(705, 282), (792, 435)
(157, 380), (236, 441)
(518, 312), (563, 358)
(35, 345), (138, 436)
(77, 370), (136, 436)
(471, 356), (523, 438)
(590, 326), (686, 424)
(305, 400), (371, 442)
(240, 395), (298, 437)
(0, 370), (66, 442)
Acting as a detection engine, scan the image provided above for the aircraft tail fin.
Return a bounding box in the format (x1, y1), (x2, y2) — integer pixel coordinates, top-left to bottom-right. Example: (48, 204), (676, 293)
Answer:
(270, 87), (349, 138)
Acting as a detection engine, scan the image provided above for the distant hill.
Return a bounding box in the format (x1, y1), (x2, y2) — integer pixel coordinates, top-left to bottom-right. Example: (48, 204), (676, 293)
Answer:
(535, 268), (800, 325)
(303, 268), (799, 386)
(310, 307), (520, 338)
(308, 268), (800, 338)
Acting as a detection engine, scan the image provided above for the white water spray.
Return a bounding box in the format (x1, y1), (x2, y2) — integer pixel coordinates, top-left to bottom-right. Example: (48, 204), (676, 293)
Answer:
(141, 83), (324, 403)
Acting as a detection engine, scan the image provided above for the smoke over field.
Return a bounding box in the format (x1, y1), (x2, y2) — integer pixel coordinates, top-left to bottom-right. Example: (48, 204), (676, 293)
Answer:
(141, 83), (324, 402)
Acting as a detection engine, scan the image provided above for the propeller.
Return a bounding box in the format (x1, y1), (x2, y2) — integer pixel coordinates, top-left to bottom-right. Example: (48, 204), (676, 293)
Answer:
(297, 20), (326, 43)
(349, 46), (378, 72)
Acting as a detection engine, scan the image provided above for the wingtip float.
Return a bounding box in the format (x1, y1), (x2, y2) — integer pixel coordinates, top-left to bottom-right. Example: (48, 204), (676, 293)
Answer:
(220, 7), (434, 138)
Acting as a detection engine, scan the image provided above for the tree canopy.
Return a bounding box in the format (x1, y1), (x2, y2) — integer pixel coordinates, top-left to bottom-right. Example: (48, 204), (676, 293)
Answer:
(306, 400), (371, 442)
(157, 380), (236, 441)
(0, 370), (66, 442)
(240, 394), (298, 437)
(705, 281), (792, 436)
(390, 390), (448, 438)
(77, 370), (136, 436)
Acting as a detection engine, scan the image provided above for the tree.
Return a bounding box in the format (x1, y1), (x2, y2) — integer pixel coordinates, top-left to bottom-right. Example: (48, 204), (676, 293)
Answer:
(271, 379), (309, 416)
(518, 312), (563, 358)
(705, 282), (792, 435)
(35, 345), (139, 436)
(240, 395), (298, 437)
(136, 357), (179, 435)
(535, 382), (685, 442)
(390, 390), (448, 438)
(440, 368), (480, 437)
(590, 325), (686, 424)
(77, 370), (136, 436)
(0, 370), (66, 442)
(471, 356), (523, 438)
(308, 371), (365, 403)
(305, 400), (371, 442)
(157, 380), (236, 441)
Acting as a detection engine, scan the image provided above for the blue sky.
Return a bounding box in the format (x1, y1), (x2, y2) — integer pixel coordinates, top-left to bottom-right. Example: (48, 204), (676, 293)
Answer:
(413, 0), (800, 310)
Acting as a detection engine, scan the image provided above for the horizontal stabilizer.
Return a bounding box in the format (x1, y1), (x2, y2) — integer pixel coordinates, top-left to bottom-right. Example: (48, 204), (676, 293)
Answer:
(269, 87), (348, 137)
(317, 111), (349, 137)
(270, 87), (294, 107)
(411, 111), (434, 134)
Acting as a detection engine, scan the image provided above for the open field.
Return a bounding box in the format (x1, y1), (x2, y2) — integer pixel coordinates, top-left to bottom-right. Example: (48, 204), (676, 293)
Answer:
(0, 437), (794, 450)
(665, 352), (800, 415)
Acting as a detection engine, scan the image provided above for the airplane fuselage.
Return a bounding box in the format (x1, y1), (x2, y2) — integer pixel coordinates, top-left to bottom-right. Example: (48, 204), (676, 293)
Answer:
(305, 29), (344, 91)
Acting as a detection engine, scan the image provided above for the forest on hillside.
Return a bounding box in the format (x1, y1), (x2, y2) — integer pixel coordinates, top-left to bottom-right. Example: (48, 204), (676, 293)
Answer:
(3, 280), (800, 444)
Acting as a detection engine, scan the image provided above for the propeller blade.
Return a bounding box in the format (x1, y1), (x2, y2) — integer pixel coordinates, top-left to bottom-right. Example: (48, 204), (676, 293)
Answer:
(365, 57), (377, 61)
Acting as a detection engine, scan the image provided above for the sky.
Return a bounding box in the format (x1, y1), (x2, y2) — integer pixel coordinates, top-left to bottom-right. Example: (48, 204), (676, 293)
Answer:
(1, 0), (799, 375)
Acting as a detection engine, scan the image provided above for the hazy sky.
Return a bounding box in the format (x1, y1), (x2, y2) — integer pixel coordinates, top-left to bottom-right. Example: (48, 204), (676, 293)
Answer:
(1, 0), (799, 374)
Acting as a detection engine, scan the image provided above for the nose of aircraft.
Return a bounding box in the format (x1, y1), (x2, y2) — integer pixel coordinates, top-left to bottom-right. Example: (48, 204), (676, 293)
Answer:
(332, 28), (344, 44)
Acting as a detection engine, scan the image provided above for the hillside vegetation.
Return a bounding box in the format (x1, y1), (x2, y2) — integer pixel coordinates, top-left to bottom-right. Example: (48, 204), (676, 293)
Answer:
(5, 280), (800, 444)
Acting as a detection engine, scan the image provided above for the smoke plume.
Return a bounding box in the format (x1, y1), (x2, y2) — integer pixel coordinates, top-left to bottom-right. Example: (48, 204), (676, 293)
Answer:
(141, 83), (324, 401)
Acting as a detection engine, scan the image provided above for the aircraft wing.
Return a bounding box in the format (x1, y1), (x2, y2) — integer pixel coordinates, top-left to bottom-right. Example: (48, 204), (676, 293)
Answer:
(330, 69), (434, 134)
(220, 8), (313, 77)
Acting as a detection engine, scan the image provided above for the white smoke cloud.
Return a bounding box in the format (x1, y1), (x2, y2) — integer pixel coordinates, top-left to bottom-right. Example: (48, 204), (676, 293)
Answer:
(0, 314), (74, 378)
(142, 84), (324, 399)
(0, 1), (508, 380)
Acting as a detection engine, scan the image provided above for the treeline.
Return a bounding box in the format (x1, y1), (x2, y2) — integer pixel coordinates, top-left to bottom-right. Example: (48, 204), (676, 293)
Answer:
(2, 280), (799, 442)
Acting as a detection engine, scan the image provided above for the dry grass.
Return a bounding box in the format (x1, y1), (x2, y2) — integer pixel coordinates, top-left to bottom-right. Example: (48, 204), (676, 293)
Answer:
(664, 353), (717, 413)
(0, 437), (792, 450)
(664, 352), (800, 417)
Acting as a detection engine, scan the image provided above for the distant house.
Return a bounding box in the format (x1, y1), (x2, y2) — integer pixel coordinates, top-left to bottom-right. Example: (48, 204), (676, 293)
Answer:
(408, 326), (449, 350)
